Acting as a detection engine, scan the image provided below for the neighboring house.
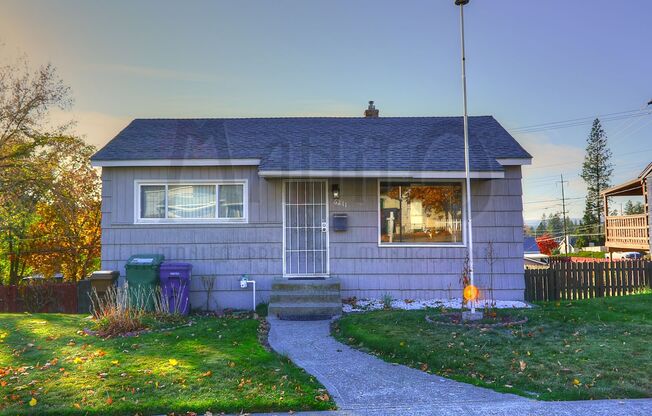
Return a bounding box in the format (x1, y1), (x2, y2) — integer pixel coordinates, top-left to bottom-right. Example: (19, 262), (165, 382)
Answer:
(523, 236), (549, 267)
(557, 236), (577, 255)
(524, 256), (549, 268)
(602, 163), (652, 255)
(578, 244), (607, 253)
(523, 235), (551, 267)
(523, 236), (540, 254)
(91, 107), (532, 311)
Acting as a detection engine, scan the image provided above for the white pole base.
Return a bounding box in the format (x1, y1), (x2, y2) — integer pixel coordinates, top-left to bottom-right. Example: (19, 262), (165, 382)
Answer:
(462, 311), (483, 322)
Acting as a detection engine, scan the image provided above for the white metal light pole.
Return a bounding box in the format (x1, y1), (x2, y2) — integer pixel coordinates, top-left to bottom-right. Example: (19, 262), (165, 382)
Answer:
(455, 0), (476, 314)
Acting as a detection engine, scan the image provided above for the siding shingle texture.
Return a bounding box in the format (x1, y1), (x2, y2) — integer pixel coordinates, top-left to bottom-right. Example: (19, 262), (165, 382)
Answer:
(100, 166), (526, 308)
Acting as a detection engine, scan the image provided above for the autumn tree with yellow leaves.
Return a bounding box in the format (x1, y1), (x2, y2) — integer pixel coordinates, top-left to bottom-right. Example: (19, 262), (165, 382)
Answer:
(0, 55), (101, 283)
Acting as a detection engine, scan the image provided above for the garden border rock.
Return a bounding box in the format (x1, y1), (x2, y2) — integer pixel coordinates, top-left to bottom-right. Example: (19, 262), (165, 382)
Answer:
(84, 319), (196, 339)
(425, 314), (528, 328)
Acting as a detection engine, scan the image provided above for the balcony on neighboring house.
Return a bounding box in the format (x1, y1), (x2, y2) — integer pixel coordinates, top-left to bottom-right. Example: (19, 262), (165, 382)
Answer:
(602, 163), (652, 253)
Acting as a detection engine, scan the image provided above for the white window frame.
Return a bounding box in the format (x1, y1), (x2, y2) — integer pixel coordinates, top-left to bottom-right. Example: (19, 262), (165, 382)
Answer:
(134, 179), (248, 224)
(377, 178), (467, 248)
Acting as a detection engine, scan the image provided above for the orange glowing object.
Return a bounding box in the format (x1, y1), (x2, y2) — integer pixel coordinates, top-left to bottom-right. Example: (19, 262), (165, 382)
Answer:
(463, 284), (479, 301)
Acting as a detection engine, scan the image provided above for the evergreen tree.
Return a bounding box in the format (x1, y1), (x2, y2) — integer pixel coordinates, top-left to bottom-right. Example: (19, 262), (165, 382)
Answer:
(567, 219), (578, 234)
(535, 214), (547, 236)
(624, 200), (633, 215)
(624, 200), (644, 215)
(547, 212), (564, 236)
(580, 118), (613, 243)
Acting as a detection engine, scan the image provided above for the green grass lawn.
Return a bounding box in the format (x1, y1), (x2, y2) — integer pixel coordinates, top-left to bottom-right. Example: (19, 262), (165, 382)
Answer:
(333, 294), (652, 401)
(0, 313), (333, 415)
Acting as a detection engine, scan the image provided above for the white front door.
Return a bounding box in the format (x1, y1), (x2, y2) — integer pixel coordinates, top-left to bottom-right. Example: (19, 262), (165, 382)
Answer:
(283, 180), (329, 277)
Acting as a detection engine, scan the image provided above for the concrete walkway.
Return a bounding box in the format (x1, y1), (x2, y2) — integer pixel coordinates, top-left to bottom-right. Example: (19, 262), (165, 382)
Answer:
(267, 317), (652, 416)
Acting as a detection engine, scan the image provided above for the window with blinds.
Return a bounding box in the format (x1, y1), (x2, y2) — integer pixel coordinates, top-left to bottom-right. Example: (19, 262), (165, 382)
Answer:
(136, 181), (247, 223)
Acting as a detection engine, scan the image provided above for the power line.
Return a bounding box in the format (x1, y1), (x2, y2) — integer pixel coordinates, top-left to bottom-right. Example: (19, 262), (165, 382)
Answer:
(525, 148), (652, 171)
(601, 100), (652, 145)
(509, 108), (643, 131)
(523, 196), (585, 205)
(510, 109), (650, 134)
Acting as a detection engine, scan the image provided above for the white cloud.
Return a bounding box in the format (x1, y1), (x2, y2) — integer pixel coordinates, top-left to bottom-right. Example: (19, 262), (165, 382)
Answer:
(518, 132), (585, 177)
(516, 132), (587, 221)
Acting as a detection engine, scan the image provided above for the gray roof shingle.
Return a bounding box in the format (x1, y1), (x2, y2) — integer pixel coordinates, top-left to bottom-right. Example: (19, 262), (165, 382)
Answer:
(91, 116), (531, 172)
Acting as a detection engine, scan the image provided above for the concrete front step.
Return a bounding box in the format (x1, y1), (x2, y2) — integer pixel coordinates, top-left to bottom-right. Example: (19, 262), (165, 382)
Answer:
(268, 302), (342, 321)
(271, 278), (341, 292)
(270, 290), (341, 304)
(269, 278), (341, 320)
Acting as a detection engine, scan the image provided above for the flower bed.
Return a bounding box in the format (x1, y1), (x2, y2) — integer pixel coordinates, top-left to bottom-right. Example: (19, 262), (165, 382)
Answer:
(342, 297), (530, 313)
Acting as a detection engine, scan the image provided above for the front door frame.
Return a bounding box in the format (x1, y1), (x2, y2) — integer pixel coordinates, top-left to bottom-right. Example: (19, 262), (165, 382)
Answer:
(281, 178), (330, 278)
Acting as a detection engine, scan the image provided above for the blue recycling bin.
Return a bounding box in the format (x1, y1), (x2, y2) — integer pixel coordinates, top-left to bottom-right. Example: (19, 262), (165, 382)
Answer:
(159, 262), (192, 315)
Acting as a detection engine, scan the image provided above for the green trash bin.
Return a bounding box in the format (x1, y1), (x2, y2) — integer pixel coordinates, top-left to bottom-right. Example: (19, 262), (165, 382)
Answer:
(125, 254), (164, 311)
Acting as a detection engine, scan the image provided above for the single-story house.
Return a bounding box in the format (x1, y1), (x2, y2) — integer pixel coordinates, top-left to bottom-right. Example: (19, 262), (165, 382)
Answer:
(523, 236), (549, 267)
(523, 236), (540, 255)
(91, 106), (532, 312)
(558, 236), (578, 255)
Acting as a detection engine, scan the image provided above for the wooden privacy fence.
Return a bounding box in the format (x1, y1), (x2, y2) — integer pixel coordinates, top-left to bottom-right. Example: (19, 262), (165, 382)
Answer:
(525, 260), (651, 302)
(0, 283), (78, 313)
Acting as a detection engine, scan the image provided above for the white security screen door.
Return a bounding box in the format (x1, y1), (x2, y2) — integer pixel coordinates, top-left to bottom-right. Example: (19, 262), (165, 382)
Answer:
(283, 180), (329, 277)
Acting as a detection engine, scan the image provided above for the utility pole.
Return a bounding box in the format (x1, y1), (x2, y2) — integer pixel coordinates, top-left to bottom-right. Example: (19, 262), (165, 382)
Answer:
(557, 174), (569, 255)
(455, 0), (476, 315)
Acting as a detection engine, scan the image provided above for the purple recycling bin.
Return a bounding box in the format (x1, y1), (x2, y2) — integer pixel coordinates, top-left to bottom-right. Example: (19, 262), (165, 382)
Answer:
(159, 262), (192, 315)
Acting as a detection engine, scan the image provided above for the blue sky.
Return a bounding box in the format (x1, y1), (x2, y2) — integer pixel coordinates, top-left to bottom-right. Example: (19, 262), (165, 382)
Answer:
(1, 0), (650, 221)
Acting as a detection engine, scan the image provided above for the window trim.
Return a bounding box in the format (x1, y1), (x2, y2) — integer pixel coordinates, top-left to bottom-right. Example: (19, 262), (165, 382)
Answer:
(134, 179), (248, 224)
(377, 178), (467, 248)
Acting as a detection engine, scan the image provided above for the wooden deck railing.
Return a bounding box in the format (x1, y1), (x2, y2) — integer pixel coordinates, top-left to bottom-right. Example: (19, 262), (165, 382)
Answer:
(605, 214), (650, 250)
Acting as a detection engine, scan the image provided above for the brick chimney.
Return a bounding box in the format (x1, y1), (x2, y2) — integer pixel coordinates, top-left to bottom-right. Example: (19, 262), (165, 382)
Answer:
(364, 101), (379, 118)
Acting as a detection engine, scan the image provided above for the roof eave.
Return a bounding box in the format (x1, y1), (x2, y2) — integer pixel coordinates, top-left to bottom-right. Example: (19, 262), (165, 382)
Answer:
(496, 158), (532, 166)
(601, 177), (643, 196)
(90, 158), (261, 168)
(257, 170), (504, 179)
(638, 162), (652, 179)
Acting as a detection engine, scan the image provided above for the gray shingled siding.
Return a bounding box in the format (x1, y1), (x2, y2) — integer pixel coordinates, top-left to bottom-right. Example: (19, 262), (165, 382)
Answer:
(100, 166), (525, 310)
(328, 167), (524, 301)
(648, 177), (652, 253)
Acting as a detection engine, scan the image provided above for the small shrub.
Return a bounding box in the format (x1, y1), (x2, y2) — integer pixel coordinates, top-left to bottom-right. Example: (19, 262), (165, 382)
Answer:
(342, 297), (358, 308)
(18, 281), (55, 313)
(199, 275), (217, 311)
(90, 285), (190, 337)
(256, 302), (269, 317)
(459, 255), (471, 309)
(152, 282), (189, 315)
(90, 285), (146, 337)
(381, 293), (393, 310)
